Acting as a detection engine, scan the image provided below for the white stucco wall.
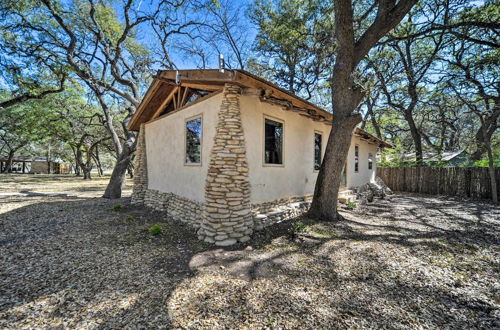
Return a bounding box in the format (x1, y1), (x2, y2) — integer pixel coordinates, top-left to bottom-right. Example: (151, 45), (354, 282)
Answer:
(240, 93), (378, 203)
(240, 93), (330, 204)
(144, 92), (222, 202)
(143, 89), (379, 204)
(346, 135), (379, 188)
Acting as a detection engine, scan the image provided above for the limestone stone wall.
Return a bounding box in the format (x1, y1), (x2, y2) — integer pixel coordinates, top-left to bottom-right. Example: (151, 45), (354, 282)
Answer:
(252, 196), (311, 230)
(131, 123), (148, 205)
(197, 84), (253, 246)
(144, 189), (203, 227)
(251, 195), (312, 214)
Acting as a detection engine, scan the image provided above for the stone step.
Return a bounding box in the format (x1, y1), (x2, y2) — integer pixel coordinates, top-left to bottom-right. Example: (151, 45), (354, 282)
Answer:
(338, 189), (354, 196)
(338, 189), (356, 203)
(338, 194), (356, 203)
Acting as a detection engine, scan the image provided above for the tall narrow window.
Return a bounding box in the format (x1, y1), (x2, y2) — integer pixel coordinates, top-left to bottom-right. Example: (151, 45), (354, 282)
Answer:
(264, 118), (283, 164)
(185, 116), (202, 164)
(341, 166), (347, 186)
(354, 145), (359, 173)
(314, 132), (322, 171)
(368, 153), (373, 170)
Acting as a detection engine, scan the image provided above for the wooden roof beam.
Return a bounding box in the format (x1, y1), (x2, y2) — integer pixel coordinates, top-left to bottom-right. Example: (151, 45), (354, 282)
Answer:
(151, 86), (178, 120)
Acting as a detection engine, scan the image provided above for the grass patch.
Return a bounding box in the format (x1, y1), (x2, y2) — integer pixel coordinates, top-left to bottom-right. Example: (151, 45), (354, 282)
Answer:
(123, 215), (135, 223)
(149, 224), (163, 236)
(309, 223), (336, 238)
(345, 201), (357, 210)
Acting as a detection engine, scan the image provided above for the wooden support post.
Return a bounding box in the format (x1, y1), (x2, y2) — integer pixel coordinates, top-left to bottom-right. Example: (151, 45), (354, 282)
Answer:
(180, 87), (190, 107)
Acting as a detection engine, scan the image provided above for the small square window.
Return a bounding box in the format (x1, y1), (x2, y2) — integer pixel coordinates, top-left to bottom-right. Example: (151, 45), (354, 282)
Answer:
(264, 118), (283, 165)
(314, 132), (322, 171)
(185, 116), (202, 164)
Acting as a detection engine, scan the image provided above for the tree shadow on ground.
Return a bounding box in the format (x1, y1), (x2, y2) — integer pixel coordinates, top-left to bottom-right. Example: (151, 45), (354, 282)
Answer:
(179, 194), (499, 328)
(1, 193), (499, 328)
(0, 195), (210, 328)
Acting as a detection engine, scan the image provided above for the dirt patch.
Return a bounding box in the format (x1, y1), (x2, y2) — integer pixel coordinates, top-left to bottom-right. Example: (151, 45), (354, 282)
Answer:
(0, 176), (499, 328)
(0, 174), (133, 194)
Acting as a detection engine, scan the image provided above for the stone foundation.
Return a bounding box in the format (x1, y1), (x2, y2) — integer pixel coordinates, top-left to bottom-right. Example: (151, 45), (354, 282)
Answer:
(197, 84), (253, 246)
(252, 196), (311, 230)
(144, 189), (203, 228)
(131, 123), (148, 205)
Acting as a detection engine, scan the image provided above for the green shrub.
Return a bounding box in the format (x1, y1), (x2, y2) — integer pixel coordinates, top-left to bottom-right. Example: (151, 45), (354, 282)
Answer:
(345, 201), (357, 209)
(111, 203), (122, 212)
(124, 215), (135, 223)
(149, 224), (163, 236)
(289, 221), (307, 238)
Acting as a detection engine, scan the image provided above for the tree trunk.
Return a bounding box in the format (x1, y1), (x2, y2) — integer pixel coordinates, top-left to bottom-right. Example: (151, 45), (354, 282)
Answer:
(470, 109), (499, 161)
(75, 148), (92, 180)
(308, 0), (415, 221)
(127, 162), (134, 178)
(93, 147), (104, 177)
(486, 144), (498, 203)
(82, 166), (92, 180)
(369, 109), (382, 140)
(4, 150), (15, 173)
(406, 113), (424, 165)
(74, 164), (81, 176)
(308, 0), (363, 221)
(71, 147), (81, 176)
(103, 150), (133, 198)
(308, 116), (360, 221)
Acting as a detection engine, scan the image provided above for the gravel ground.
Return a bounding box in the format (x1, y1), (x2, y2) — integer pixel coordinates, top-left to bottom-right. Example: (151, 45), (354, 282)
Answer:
(0, 176), (499, 329)
(0, 174), (133, 193)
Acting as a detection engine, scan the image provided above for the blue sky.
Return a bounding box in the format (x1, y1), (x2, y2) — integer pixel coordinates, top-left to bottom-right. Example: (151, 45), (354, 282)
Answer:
(135, 0), (258, 70)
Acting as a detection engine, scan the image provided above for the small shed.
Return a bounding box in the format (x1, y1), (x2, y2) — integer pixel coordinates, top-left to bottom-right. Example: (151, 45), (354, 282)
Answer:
(0, 156), (71, 174)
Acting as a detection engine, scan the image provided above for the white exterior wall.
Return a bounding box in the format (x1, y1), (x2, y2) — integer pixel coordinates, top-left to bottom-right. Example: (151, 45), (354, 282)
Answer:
(143, 90), (379, 205)
(240, 93), (330, 204)
(346, 135), (379, 188)
(144, 93), (223, 202)
(240, 93), (378, 203)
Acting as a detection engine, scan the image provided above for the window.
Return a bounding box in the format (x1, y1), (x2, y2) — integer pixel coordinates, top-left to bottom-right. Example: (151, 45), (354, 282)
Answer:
(264, 118), (283, 165)
(354, 145), (359, 173)
(314, 132), (322, 171)
(368, 153), (373, 170)
(341, 165), (347, 186)
(185, 116), (202, 164)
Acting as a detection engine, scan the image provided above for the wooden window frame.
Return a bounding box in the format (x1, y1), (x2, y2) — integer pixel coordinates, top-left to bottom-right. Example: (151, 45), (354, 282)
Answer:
(262, 114), (285, 167)
(184, 113), (203, 166)
(313, 130), (323, 172)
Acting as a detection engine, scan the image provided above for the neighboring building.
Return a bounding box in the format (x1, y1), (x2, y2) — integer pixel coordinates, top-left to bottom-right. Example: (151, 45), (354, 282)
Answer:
(0, 156), (71, 174)
(398, 150), (471, 166)
(129, 69), (391, 246)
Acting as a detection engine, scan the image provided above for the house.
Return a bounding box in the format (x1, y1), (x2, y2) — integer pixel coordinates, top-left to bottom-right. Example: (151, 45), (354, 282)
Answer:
(129, 69), (391, 246)
(0, 156), (71, 174)
(398, 150), (471, 166)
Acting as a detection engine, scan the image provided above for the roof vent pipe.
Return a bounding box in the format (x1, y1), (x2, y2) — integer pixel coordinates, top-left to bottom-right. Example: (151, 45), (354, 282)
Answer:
(219, 54), (224, 73)
(175, 70), (180, 85)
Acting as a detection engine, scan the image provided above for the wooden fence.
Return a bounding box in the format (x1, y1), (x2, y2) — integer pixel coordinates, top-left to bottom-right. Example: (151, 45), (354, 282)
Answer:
(377, 167), (500, 200)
